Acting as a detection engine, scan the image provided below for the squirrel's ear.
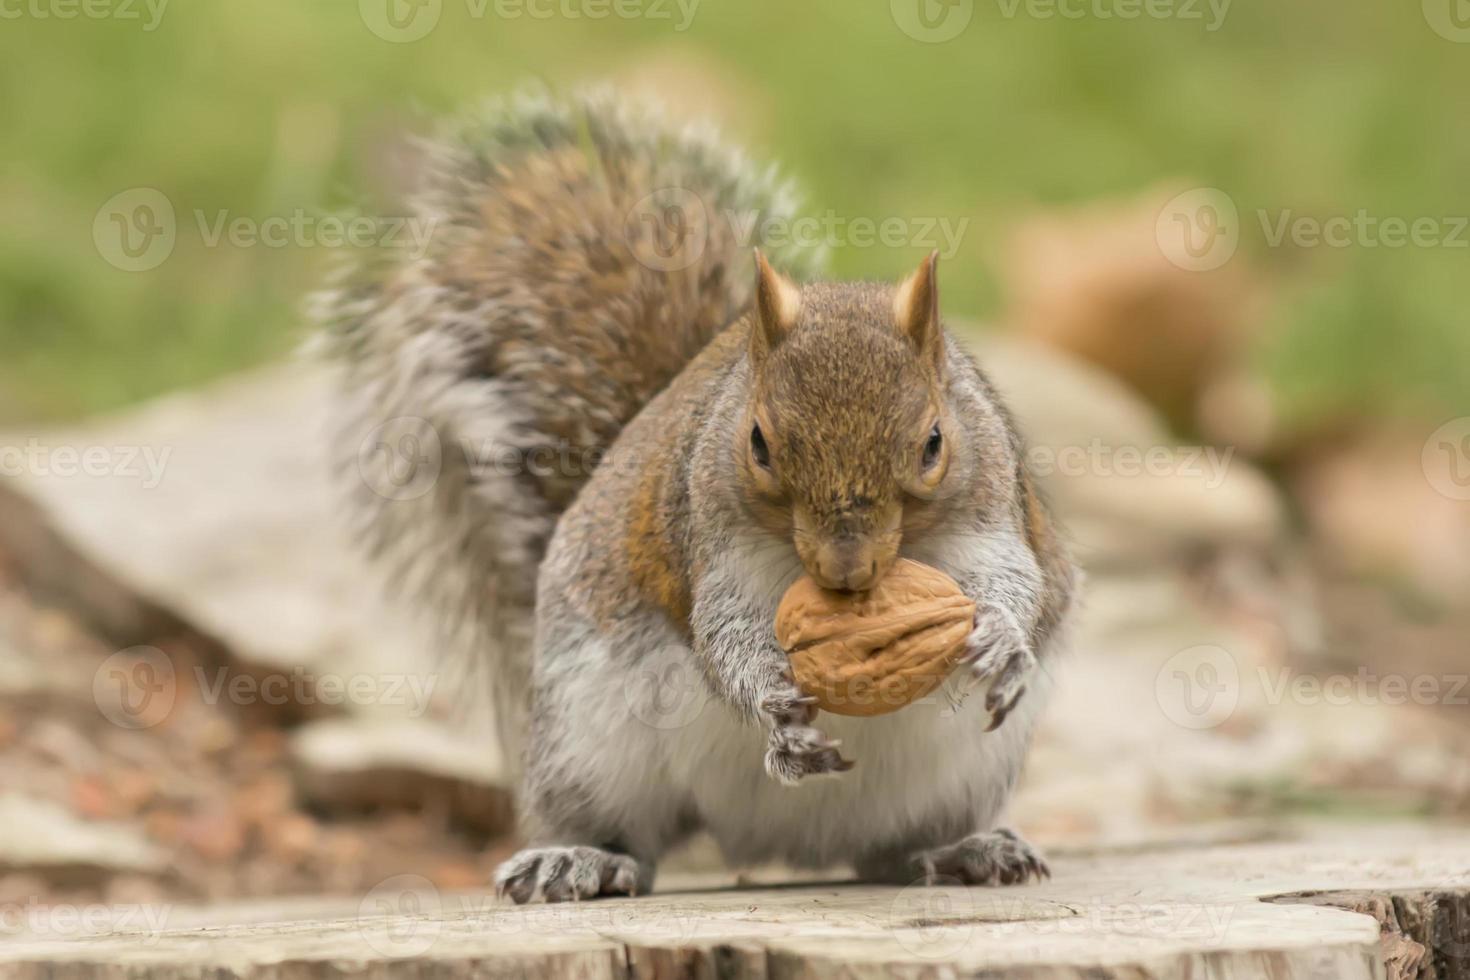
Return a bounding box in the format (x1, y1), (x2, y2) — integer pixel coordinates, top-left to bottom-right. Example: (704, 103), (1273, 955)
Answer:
(750, 248), (800, 362)
(894, 250), (943, 371)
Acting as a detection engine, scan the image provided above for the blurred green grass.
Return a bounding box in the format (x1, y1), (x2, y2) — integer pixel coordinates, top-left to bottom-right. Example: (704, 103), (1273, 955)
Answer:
(0, 0), (1465, 424)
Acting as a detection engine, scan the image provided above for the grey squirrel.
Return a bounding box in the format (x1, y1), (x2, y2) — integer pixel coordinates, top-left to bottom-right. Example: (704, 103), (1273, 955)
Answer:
(317, 87), (1076, 903)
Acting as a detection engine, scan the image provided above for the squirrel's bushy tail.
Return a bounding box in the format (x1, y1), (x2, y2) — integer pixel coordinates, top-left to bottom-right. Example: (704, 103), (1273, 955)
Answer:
(314, 86), (821, 761)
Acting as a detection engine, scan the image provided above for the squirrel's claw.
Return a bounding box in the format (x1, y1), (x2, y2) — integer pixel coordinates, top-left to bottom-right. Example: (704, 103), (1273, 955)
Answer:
(760, 688), (818, 727)
(765, 724), (853, 785)
(984, 684), (1026, 731)
(963, 606), (1036, 731)
(494, 846), (642, 904)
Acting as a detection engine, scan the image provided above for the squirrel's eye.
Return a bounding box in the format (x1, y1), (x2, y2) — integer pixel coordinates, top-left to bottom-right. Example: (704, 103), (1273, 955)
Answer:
(921, 423), (943, 471)
(750, 423), (771, 469)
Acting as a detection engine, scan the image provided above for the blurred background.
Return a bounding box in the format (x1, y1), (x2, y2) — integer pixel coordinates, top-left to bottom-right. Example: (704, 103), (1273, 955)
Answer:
(0, 0), (1467, 916)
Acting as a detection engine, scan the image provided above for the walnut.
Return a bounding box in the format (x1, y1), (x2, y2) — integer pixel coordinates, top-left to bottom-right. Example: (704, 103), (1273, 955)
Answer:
(774, 559), (975, 717)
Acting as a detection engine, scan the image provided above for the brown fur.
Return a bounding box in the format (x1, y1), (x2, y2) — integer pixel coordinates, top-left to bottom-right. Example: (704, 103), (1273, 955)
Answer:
(612, 327), (748, 628)
(626, 435), (694, 632)
(439, 144), (748, 509)
(1017, 466), (1076, 645)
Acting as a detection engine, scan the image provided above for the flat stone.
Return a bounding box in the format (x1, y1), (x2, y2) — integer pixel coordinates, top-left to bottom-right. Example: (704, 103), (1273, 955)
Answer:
(0, 794), (167, 886)
(290, 717), (512, 835)
(976, 336), (1285, 565)
(0, 364), (432, 703)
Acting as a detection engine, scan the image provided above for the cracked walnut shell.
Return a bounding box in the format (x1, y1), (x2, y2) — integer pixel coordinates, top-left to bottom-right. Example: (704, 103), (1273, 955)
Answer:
(774, 559), (975, 717)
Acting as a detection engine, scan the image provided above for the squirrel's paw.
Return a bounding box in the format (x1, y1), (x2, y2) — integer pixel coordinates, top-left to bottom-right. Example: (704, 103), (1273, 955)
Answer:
(962, 606), (1036, 731)
(915, 828), (1050, 887)
(760, 688), (818, 727)
(764, 724), (853, 785)
(494, 845), (641, 904)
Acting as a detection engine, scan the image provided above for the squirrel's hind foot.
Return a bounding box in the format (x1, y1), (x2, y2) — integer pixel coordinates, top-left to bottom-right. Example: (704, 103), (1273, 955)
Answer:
(494, 845), (645, 904)
(853, 829), (1049, 887)
(913, 828), (1050, 887)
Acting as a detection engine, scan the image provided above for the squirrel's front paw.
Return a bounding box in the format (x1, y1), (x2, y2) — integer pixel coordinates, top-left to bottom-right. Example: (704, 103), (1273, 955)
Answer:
(764, 724), (853, 785)
(760, 688), (818, 727)
(963, 606), (1036, 731)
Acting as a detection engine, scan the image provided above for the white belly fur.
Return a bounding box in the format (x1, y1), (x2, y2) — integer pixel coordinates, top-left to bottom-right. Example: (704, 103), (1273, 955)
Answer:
(664, 675), (1046, 869)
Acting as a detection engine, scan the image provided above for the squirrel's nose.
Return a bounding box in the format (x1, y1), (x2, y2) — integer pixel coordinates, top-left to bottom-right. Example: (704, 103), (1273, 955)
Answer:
(840, 561), (880, 593)
(812, 542), (882, 593)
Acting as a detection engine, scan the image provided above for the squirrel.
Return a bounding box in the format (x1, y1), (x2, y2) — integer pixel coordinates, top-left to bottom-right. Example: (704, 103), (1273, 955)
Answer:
(316, 86), (1077, 903)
